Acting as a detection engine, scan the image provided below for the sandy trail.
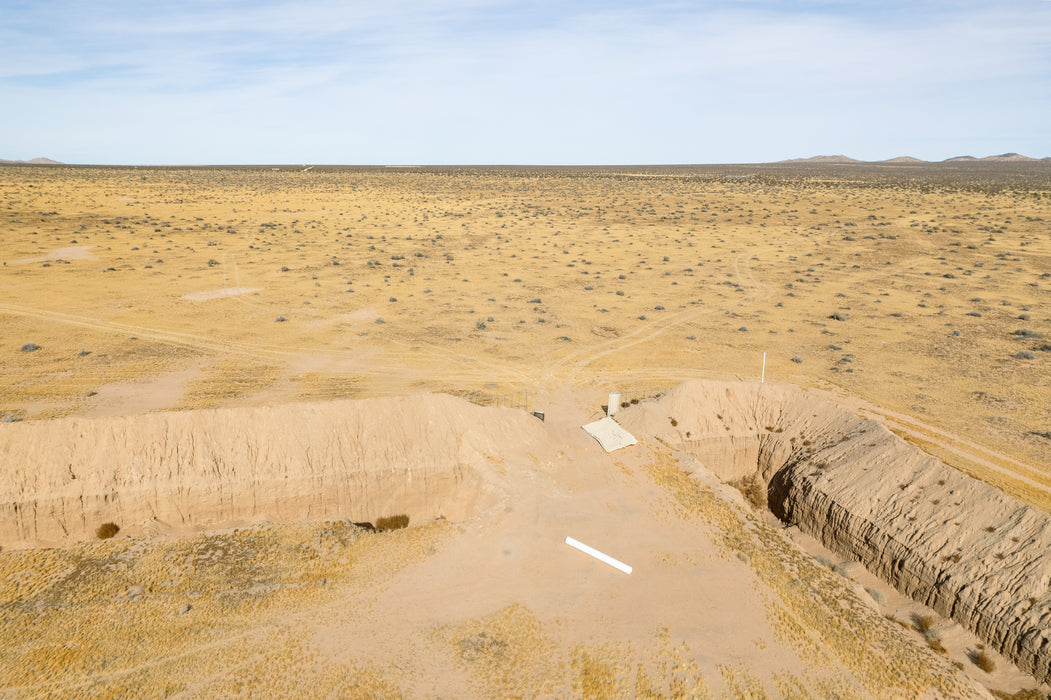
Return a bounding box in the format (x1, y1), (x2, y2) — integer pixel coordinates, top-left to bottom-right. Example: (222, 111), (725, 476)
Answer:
(5, 245), (95, 265)
(182, 287), (261, 302)
(812, 385), (1051, 502)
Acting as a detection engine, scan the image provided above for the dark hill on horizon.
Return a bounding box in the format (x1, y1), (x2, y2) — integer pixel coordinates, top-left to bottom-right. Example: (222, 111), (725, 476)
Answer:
(780, 153), (1047, 165)
(0, 157), (63, 165)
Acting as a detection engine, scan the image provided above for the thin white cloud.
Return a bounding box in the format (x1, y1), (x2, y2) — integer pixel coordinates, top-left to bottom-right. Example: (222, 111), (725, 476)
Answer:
(1, 0), (1049, 162)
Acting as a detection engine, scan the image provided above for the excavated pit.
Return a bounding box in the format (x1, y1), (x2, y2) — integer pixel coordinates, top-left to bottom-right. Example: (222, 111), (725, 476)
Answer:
(2, 380), (1048, 684)
(0, 394), (540, 548)
(618, 380), (1051, 685)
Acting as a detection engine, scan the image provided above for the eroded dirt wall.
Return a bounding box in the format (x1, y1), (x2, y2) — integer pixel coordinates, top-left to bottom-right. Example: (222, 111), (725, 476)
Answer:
(0, 395), (541, 547)
(619, 380), (1051, 683)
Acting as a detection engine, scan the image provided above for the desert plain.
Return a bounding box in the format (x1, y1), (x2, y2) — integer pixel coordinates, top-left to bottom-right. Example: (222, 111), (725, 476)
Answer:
(0, 162), (1049, 698)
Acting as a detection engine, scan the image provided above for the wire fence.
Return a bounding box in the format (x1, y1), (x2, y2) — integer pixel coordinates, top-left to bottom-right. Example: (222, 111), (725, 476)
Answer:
(460, 386), (670, 415)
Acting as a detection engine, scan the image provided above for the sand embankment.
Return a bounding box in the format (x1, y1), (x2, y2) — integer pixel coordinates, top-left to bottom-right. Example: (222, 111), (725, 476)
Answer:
(618, 380), (1051, 684)
(2, 381), (1047, 683)
(0, 394), (542, 547)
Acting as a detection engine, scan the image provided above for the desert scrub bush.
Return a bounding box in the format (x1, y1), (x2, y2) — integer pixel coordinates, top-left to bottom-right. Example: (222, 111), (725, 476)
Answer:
(21, 343), (39, 352)
(989, 689), (1047, 700)
(375, 514), (409, 532)
(1015, 351), (1036, 360)
(96, 522), (120, 539)
(730, 473), (766, 509)
(970, 648), (996, 673)
(911, 614), (936, 635)
(926, 637), (947, 655)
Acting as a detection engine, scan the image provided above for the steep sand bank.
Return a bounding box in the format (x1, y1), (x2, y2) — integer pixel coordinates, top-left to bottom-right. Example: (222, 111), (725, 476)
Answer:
(0, 387), (998, 698)
(619, 380), (1051, 683)
(1, 383), (1047, 690)
(0, 394), (543, 547)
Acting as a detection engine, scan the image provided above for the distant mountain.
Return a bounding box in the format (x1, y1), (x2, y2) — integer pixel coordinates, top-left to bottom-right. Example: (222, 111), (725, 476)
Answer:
(942, 153), (1039, 163)
(777, 155), (863, 164)
(776, 153), (1046, 165)
(0, 157), (63, 165)
(878, 156), (927, 164)
(983, 152), (1038, 162)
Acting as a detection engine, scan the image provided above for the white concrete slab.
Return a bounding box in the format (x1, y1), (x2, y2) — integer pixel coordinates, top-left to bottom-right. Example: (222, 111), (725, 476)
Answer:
(581, 416), (638, 452)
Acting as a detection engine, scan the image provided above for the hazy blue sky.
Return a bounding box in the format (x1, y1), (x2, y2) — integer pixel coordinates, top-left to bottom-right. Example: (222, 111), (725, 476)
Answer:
(2, 0), (1049, 164)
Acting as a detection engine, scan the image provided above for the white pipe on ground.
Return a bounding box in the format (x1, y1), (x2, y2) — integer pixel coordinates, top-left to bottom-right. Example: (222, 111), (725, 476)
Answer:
(565, 536), (632, 574)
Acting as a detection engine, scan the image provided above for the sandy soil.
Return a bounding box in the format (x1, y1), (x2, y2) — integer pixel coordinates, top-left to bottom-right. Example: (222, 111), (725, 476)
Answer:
(5, 244), (95, 265)
(0, 163), (1048, 697)
(181, 287), (262, 302)
(0, 164), (1046, 468)
(0, 388), (1006, 698)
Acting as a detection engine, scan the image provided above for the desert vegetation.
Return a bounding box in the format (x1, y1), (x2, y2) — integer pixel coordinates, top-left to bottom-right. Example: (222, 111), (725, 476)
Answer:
(94, 522), (120, 539)
(0, 163), (1046, 479)
(0, 162), (1048, 697)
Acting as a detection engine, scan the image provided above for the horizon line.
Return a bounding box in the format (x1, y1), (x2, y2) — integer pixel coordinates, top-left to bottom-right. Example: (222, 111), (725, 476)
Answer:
(3, 153), (1050, 168)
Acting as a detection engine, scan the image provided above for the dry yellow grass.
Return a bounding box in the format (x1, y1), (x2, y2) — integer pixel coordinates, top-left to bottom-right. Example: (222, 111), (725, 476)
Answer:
(2, 164), (1046, 477)
(0, 163), (1047, 696)
(0, 519), (447, 697)
(643, 448), (975, 698)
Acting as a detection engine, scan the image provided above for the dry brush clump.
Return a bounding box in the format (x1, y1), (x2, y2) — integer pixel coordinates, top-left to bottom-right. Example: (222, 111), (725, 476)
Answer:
(970, 648), (996, 674)
(95, 522), (120, 539)
(989, 689), (1048, 700)
(375, 514), (410, 532)
(730, 473), (767, 510)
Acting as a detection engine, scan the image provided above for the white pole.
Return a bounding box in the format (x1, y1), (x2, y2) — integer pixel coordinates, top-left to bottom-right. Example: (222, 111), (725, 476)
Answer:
(565, 536), (632, 574)
(761, 352), (766, 383)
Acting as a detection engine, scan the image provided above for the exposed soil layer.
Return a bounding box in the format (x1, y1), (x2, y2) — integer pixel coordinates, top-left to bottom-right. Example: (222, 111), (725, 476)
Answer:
(1, 381), (1047, 688)
(0, 394), (541, 547)
(0, 386), (999, 698)
(619, 380), (1051, 684)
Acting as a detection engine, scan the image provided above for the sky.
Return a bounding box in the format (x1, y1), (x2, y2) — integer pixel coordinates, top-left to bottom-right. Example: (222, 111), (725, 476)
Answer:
(2, 0), (1050, 165)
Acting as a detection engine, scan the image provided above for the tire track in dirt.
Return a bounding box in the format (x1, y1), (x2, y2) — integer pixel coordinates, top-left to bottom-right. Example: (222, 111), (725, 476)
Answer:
(542, 253), (771, 387)
(812, 386), (1051, 506)
(0, 303), (298, 360)
(868, 409), (1051, 491)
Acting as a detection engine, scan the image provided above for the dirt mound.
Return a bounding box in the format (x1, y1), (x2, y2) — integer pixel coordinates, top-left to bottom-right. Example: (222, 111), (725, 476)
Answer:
(0, 394), (543, 548)
(0, 385), (998, 698)
(618, 380), (1051, 684)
